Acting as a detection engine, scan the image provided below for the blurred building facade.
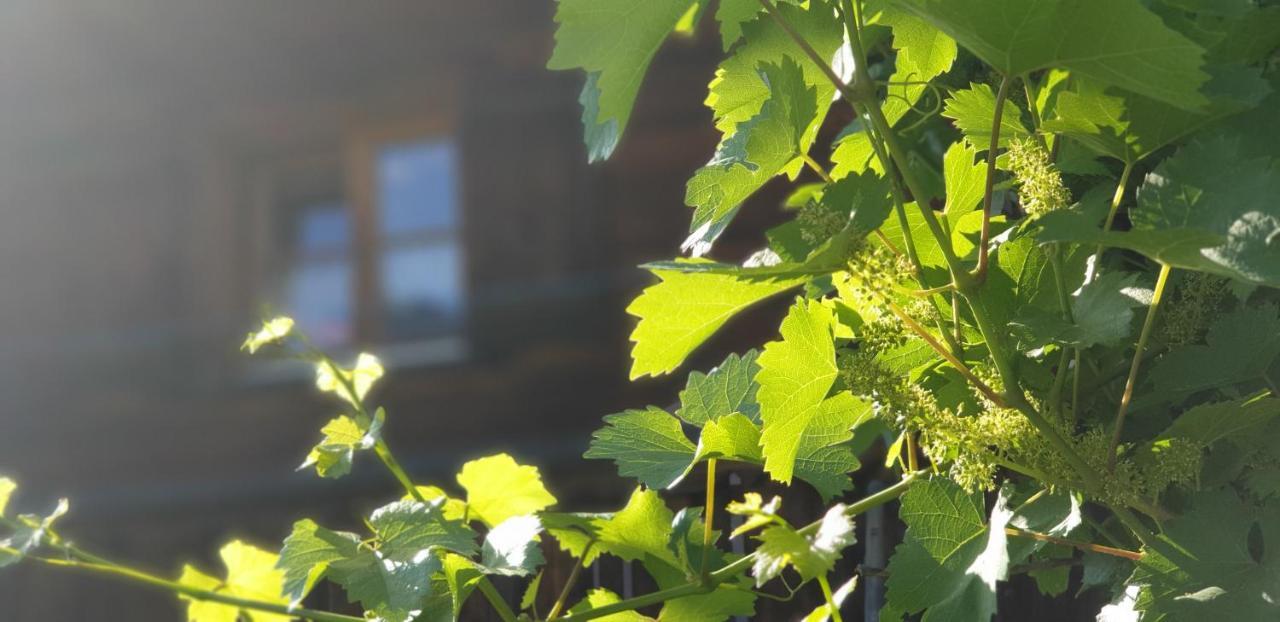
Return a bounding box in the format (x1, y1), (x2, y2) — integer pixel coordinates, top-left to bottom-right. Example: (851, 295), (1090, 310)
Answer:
(0, 1), (795, 619)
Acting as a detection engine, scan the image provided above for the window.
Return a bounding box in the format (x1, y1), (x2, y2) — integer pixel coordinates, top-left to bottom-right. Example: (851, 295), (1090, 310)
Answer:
(375, 139), (465, 341)
(283, 197), (354, 348)
(261, 131), (465, 358)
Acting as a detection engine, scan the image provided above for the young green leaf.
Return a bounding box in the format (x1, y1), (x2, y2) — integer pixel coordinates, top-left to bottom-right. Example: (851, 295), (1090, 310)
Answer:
(370, 499), (478, 558)
(626, 261), (806, 379)
(0, 497), (67, 568)
(678, 350), (762, 426)
(277, 519), (362, 605)
(586, 407), (698, 489)
(547, 0), (698, 162)
(753, 504), (855, 586)
(241, 316), (294, 353)
(327, 549), (441, 622)
(568, 588), (654, 621)
(315, 353), (384, 407)
(300, 413), (381, 479)
(179, 540), (290, 622)
(884, 479), (1011, 621)
(479, 515), (545, 577)
(456, 453), (557, 528)
(686, 57), (821, 254)
(942, 83), (1032, 152)
(757, 299), (866, 490)
(0, 477), (14, 518)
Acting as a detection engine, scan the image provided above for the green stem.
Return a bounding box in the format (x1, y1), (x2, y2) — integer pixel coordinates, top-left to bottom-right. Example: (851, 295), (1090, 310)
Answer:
(1107, 263), (1173, 470)
(1003, 527), (1142, 561)
(28, 556), (361, 622)
(1047, 246), (1074, 418)
(0, 523), (362, 622)
(1022, 75), (1049, 150)
(973, 74), (1012, 282)
(801, 153), (835, 184)
(1096, 162), (1136, 266)
(818, 574), (845, 622)
(374, 440), (425, 502)
(554, 472), (925, 622)
(702, 458), (718, 576)
(476, 576), (519, 622)
(546, 542), (593, 621)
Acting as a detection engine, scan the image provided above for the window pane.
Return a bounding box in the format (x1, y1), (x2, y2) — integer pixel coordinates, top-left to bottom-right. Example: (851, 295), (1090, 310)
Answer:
(377, 139), (458, 235)
(381, 242), (463, 340)
(287, 259), (353, 348)
(296, 201), (350, 252)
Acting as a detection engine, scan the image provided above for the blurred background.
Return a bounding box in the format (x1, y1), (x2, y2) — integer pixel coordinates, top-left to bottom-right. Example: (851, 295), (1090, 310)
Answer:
(0, 2), (1097, 620)
(0, 1), (784, 619)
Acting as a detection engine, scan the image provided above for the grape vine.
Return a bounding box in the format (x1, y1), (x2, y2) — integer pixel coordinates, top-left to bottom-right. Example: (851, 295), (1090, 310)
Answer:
(4, 0), (1280, 620)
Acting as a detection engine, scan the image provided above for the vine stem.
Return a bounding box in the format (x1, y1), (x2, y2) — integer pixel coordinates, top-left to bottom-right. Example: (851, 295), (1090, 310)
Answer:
(1107, 263), (1173, 470)
(319, 355), (518, 622)
(28, 556), (362, 622)
(546, 541), (594, 621)
(0, 515), (362, 622)
(702, 458), (718, 576)
(973, 74), (1012, 283)
(554, 472), (925, 622)
(1003, 527), (1142, 561)
(886, 301), (1005, 406)
(818, 575), (845, 622)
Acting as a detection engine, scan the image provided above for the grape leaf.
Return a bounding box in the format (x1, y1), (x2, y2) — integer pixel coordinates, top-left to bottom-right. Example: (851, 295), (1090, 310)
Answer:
(456, 453), (557, 528)
(0, 497), (67, 568)
(1044, 65), (1271, 165)
(1011, 272), (1151, 349)
(440, 553), (483, 621)
(370, 499), (478, 558)
(1158, 397), (1280, 447)
(892, 0), (1209, 109)
(327, 549), (441, 622)
(594, 488), (683, 570)
(941, 83), (1032, 152)
(714, 0), (761, 50)
(1037, 136), (1280, 285)
(706, 2), (841, 141)
(568, 588), (654, 621)
(479, 515), (544, 577)
(547, 0), (697, 162)
(315, 353), (384, 408)
(626, 261), (807, 379)
(585, 407), (698, 489)
(757, 299), (866, 488)
(753, 504), (855, 586)
(241, 316), (294, 353)
(694, 412), (764, 464)
(942, 141), (986, 218)
(678, 350), (762, 425)
(686, 57), (821, 254)
(300, 412), (382, 480)
(884, 480), (1012, 621)
(1133, 490), (1280, 619)
(179, 541), (290, 622)
(277, 519), (362, 604)
(0, 477), (14, 518)
(1130, 136), (1280, 286)
(1147, 305), (1280, 401)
